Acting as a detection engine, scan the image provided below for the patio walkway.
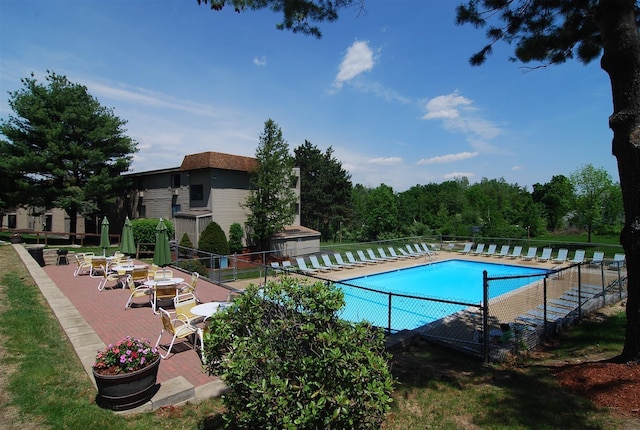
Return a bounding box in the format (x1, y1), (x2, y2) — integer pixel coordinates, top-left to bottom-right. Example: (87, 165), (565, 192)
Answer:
(14, 244), (235, 412)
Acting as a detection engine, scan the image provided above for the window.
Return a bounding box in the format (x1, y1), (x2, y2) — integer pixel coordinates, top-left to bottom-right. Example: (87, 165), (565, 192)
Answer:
(8, 214), (16, 229)
(171, 174), (181, 189)
(290, 175), (299, 188)
(172, 204), (181, 218)
(190, 184), (204, 201)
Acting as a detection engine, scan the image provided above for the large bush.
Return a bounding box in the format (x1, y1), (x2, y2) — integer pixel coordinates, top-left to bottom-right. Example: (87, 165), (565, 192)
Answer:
(203, 277), (395, 429)
(228, 222), (244, 254)
(131, 218), (174, 246)
(198, 221), (230, 255)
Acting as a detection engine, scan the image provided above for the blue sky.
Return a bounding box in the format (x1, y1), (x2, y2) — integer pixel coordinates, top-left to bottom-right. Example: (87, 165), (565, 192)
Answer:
(1, 0), (619, 192)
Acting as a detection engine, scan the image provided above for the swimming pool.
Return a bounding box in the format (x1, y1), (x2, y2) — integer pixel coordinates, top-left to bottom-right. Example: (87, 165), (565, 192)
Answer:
(336, 259), (549, 332)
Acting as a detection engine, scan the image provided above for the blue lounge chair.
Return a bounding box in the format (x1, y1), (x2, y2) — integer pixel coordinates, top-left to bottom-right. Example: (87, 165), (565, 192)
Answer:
(347, 251), (373, 265)
(378, 247), (401, 261)
(507, 246), (522, 259)
(537, 247), (553, 262)
(482, 244), (497, 257)
(295, 257), (316, 273)
(569, 249), (585, 265)
(495, 245), (510, 258)
(357, 250), (379, 264)
(470, 243), (485, 256)
(589, 251), (605, 266)
(333, 253), (357, 268)
(458, 243), (473, 254)
(608, 253), (625, 270)
(388, 247), (411, 259)
(521, 247), (538, 261)
(552, 248), (568, 264)
(366, 249), (390, 262)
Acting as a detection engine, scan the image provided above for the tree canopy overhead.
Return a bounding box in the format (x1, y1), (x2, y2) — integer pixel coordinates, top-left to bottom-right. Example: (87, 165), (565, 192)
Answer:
(0, 71), (137, 235)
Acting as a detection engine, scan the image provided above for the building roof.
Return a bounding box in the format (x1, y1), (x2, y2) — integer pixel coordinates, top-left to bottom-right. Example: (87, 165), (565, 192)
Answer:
(180, 151), (257, 172)
(272, 225), (321, 239)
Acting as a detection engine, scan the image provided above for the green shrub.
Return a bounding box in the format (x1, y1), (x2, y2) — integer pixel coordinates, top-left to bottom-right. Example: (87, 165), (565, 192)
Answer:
(179, 232), (193, 248)
(198, 221), (230, 255)
(228, 223), (244, 254)
(174, 259), (208, 277)
(131, 218), (174, 247)
(203, 277), (395, 429)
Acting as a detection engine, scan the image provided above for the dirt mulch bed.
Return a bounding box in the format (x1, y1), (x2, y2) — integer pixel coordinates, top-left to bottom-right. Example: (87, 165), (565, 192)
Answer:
(554, 359), (640, 418)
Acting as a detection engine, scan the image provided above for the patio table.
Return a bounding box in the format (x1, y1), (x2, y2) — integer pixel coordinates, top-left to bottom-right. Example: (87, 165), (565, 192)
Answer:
(191, 301), (232, 318)
(144, 278), (184, 314)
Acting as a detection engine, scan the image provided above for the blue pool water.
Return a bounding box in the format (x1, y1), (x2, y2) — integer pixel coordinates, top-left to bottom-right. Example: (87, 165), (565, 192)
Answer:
(337, 259), (549, 332)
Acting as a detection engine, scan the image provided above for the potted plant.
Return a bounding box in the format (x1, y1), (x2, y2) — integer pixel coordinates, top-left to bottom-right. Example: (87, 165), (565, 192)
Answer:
(92, 336), (161, 411)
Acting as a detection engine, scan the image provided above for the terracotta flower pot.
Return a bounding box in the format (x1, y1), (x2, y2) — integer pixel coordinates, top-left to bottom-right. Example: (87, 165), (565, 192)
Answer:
(93, 358), (160, 411)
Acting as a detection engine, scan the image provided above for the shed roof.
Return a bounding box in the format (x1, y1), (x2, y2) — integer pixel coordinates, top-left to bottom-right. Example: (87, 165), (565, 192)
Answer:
(180, 151), (257, 172)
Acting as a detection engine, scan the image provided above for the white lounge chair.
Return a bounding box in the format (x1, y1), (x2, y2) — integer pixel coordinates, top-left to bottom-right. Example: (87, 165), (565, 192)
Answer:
(506, 246), (522, 259)
(422, 243), (440, 255)
(295, 257), (317, 273)
(608, 253), (625, 270)
(333, 253), (357, 268)
(346, 251), (371, 266)
(357, 250), (379, 264)
(365, 249), (389, 263)
(309, 255), (331, 272)
(458, 243), (473, 254)
(537, 247), (553, 262)
(589, 251), (605, 266)
(552, 248), (568, 264)
(398, 248), (421, 259)
(388, 247), (411, 259)
(569, 249), (586, 265)
(470, 243), (485, 256)
(495, 245), (510, 258)
(321, 254), (344, 270)
(521, 247), (538, 261)
(404, 244), (424, 257)
(482, 244), (497, 257)
(378, 247), (401, 261)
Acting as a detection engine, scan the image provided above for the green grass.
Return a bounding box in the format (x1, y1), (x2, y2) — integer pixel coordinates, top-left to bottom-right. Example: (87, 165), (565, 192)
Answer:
(0, 244), (629, 429)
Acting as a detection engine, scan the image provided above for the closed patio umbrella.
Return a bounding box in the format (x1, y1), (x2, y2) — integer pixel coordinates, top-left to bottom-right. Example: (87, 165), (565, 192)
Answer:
(153, 218), (172, 277)
(120, 216), (136, 256)
(99, 216), (110, 256)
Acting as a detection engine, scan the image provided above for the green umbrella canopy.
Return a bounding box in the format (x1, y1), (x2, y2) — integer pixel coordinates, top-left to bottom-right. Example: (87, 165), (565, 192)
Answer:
(99, 217), (110, 255)
(120, 216), (136, 255)
(153, 218), (172, 268)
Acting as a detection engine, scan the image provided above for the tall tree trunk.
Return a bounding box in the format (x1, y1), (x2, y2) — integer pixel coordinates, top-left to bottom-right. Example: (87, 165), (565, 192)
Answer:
(599, 0), (640, 360)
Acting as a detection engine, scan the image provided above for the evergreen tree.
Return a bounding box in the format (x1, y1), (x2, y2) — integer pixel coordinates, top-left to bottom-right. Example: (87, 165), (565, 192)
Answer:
(0, 71), (137, 236)
(244, 119), (297, 251)
(294, 140), (352, 240)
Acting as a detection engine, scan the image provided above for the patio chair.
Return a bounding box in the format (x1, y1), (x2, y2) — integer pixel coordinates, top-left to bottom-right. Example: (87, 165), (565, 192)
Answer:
(173, 293), (204, 326)
(367, 248), (391, 262)
(154, 268), (174, 280)
(608, 253), (625, 270)
(551, 248), (569, 264)
(295, 257), (317, 273)
(388, 247), (411, 260)
(124, 275), (152, 309)
(270, 261), (282, 274)
(414, 244), (436, 259)
(378, 247), (401, 261)
(521, 247), (538, 261)
(569, 249), (586, 265)
(97, 264), (126, 291)
(398, 247), (421, 259)
(73, 253), (91, 276)
(155, 307), (203, 361)
(537, 247), (553, 262)
(495, 245), (510, 258)
(281, 260), (294, 271)
(90, 256), (107, 278)
(344, 252), (369, 266)
(321, 254), (344, 270)
(470, 243), (485, 256)
(357, 250), (379, 264)
(422, 243), (440, 255)
(506, 246), (522, 259)
(333, 253), (357, 268)
(458, 243), (473, 254)
(309, 255), (331, 272)
(131, 266), (149, 285)
(178, 272), (201, 303)
(482, 244), (497, 257)
(589, 251), (605, 266)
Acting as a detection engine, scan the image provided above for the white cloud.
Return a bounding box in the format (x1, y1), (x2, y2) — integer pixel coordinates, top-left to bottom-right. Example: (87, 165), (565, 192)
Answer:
(443, 171), (475, 180)
(422, 91), (503, 146)
(511, 165), (524, 171)
(417, 151), (479, 165)
(253, 55), (267, 66)
(334, 40), (374, 88)
(367, 157), (403, 165)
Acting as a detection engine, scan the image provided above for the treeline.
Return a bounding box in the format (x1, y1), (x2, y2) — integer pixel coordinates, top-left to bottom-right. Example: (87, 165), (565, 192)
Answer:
(295, 142), (623, 243)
